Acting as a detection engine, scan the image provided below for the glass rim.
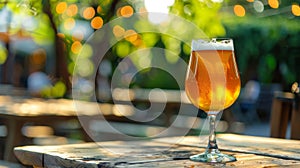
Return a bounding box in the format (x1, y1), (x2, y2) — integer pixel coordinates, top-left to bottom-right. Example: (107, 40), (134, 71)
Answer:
(191, 38), (234, 51)
(192, 38), (233, 41)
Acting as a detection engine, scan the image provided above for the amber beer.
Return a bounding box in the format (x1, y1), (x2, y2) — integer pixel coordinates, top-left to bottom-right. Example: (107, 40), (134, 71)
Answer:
(185, 49), (241, 112)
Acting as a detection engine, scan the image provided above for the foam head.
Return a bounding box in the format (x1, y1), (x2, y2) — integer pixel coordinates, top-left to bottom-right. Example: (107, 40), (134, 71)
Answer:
(192, 38), (234, 51)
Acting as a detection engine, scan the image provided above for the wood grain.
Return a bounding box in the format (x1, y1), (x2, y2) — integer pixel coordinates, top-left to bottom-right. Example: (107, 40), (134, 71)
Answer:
(0, 95), (142, 161)
(157, 134), (300, 160)
(14, 134), (300, 168)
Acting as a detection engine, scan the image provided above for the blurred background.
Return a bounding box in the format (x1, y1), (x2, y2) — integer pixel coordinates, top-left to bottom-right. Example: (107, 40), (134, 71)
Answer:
(0, 0), (300, 163)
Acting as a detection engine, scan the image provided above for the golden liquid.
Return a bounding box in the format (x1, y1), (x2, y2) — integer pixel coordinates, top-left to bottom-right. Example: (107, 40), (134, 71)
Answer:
(185, 50), (241, 112)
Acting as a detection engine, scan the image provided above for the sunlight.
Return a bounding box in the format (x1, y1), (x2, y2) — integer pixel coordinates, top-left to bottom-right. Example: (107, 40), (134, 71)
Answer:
(144, 0), (174, 24)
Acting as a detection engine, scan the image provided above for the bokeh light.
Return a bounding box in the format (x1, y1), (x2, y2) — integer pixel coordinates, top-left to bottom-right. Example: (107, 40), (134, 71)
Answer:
(137, 53), (151, 69)
(268, 0), (279, 9)
(247, 0), (254, 2)
(30, 49), (47, 65)
(91, 16), (103, 29)
(72, 30), (84, 41)
(124, 29), (138, 43)
(120, 5), (134, 18)
(64, 18), (75, 30)
(76, 59), (94, 77)
(131, 38), (142, 47)
(116, 42), (130, 58)
(253, 1), (264, 13)
(0, 45), (7, 64)
(113, 25), (125, 38)
(66, 4), (78, 17)
(83, 7), (95, 20)
(56, 2), (67, 14)
(97, 5), (102, 14)
(234, 5), (246, 17)
(292, 4), (300, 16)
(80, 44), (93, 58)
(71, 41), (82, 54)
(52, 81), (67, 98)
(142, 33), (159, 47)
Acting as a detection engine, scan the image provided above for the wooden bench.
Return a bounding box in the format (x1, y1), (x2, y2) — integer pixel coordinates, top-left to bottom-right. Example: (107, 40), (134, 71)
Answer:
(0, 95), (142, 161)
(270, 91), (300, 139)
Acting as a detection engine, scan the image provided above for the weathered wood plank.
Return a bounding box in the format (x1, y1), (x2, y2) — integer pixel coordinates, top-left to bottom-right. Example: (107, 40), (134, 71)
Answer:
(0, 95), (146, 161)
(155, 134), (300, 160)
(14, 134), (300, 167)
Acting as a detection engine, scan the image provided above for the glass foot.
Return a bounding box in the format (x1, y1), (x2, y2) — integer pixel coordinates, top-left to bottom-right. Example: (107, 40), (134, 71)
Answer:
(190, 151), (236, 163)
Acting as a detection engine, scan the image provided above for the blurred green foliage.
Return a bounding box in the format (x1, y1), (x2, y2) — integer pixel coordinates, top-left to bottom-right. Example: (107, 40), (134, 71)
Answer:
(170, 0), (225, 37)
(1, 0), (299, 92)
(223, 16), (300, 89)
(114, 0), (226, 89)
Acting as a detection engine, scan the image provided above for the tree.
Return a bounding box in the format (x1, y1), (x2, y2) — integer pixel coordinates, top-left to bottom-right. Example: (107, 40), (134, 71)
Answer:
(0, 0), (226, 97)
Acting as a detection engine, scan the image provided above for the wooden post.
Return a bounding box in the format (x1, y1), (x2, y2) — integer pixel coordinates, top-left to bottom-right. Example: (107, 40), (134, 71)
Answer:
(270, 92), (294, 138)
(4, 118), (26, 162)
(291, 96), (300, 139)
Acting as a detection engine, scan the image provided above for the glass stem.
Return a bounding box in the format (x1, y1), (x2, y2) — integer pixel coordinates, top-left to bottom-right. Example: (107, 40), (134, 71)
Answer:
(207, 113), (219, 153)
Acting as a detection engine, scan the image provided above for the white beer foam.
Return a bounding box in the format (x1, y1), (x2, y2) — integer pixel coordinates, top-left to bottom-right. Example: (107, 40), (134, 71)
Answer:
(192, 39), (234, 51)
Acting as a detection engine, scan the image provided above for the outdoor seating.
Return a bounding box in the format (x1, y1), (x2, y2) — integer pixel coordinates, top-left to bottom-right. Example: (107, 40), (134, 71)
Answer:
(270, 91), (300, 139)
(1, 0), (300, 166)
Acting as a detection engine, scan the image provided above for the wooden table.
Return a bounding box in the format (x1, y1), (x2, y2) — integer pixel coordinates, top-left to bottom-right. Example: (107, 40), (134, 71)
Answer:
(0, 89), (196, 162)
(0, 95), (137, 162)
(14, 134), (300, 167)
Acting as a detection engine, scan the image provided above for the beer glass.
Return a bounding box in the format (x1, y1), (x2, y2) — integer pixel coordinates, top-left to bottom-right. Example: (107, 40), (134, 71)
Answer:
(185, 38), (241, 163)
